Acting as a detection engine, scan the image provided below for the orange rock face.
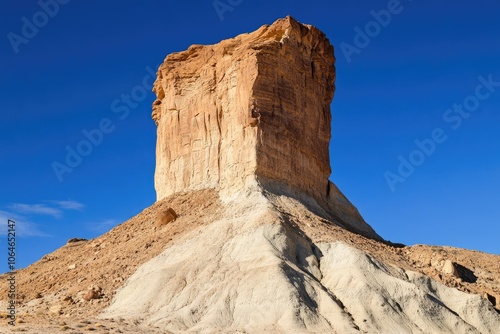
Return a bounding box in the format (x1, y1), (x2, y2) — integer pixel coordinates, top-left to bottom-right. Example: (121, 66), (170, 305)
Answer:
(152, 16), (335, 202)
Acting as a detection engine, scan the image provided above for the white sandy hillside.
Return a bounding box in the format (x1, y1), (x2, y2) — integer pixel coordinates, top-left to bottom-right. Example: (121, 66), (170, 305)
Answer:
(102, 189), (500, 334)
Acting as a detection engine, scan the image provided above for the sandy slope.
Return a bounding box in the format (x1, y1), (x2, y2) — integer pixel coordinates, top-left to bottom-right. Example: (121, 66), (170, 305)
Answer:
(103, 188), (500, 333)
(1, 188), (499, 333)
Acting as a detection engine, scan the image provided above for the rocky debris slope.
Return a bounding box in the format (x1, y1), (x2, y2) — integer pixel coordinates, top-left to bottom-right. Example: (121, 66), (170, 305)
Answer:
(103, 189), (500, 333)
(1, 189), (499, 333)
(0, 190), (221, 330)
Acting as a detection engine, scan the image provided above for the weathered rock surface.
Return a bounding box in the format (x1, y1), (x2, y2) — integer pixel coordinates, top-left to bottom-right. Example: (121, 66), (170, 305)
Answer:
(152, 16), (378, 239)
(155, 207), (177, 227)
(153, 16), (334, 201)
(100, 17), (500, 332)
(103, 191), (500, 334)
(442, 259), (478, 283)
(82, 289), (99, 302)
(1, 190), (499, 333)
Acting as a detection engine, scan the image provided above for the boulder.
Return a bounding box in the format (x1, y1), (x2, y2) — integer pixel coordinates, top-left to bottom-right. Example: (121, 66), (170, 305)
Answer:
(442, 260), (477, 283)
(155, 208), (177, 227)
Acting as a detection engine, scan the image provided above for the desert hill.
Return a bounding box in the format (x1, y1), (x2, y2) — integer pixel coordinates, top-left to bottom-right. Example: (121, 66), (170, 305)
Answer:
(1, 16), (499, 333)
(1, 188), (499, 333)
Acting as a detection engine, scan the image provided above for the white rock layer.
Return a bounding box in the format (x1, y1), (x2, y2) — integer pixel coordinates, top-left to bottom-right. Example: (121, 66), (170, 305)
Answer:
(103, 190), (500, 333)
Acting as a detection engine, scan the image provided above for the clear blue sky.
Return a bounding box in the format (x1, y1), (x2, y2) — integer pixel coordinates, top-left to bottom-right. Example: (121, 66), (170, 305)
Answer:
(1, 0), (499, 270)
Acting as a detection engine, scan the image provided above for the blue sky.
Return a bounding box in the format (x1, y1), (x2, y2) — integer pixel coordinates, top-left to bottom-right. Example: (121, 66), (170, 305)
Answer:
(1, 0), (499, 270)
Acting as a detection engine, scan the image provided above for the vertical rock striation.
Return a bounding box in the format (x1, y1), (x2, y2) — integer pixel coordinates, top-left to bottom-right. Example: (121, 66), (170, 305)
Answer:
(152, 16), (379, 239)
(152, 16), (333, 198)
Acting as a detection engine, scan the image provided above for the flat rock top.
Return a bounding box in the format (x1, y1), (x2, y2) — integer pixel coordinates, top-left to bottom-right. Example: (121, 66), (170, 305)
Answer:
(152, 15), (333, 124)
(161, 16), (326, 62)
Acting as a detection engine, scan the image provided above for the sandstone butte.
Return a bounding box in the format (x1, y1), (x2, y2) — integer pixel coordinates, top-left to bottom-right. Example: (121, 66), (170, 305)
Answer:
(1, 16), (499, 334)
(152, 15), (379, 240)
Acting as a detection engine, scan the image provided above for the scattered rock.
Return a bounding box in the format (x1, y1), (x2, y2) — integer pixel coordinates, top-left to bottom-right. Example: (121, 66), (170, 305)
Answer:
(155, 208), (177, 227)
(431, 255), (444, 268)
(67, 238), (88, 244)
(442, 260), (458, 276)
(41, 255), (55, 262)
(83, 289), (100, 301)
(49, 304), (63, 314)
(83, 290), (99, 301)
(63, 295), (74, 303)
(441, 260), (477, 283)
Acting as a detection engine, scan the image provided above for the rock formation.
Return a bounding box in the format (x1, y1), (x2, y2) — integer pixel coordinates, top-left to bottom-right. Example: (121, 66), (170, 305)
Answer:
(1, 16), (499, 334)
(152, 16), (334, 200)
(152, 16), (378, 239)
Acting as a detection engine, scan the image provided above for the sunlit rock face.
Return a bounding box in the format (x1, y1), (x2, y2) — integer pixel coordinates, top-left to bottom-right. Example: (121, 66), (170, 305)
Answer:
(153, 17), (334, 198)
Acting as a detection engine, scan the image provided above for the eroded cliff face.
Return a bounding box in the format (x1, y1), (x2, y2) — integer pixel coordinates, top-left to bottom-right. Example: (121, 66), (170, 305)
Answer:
(251, 18), (335, 201)
(152, 37), (259, 199)
(152, 16), (334, 201)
